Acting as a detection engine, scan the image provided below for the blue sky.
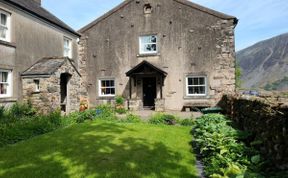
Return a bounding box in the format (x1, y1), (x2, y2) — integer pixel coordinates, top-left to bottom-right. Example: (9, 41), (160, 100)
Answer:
(43, 0), (288, 51)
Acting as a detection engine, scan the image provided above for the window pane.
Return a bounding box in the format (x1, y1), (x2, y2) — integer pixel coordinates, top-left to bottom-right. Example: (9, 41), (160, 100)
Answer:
(199, 78), (205, 85)
(192, 78), (199, 85)
(144, 44), (157, 52)
(101, 81), (106, 87)
(0, 72), (8, 82)
(187, 78), (192, 85)
(188, 86), (193, 94)
(0, 27), (6, 39)
(111, 88), (115, 95)
(199, 86), (205, 94)
(110, 80), (114, 87)
(150, 36), (157, 43)
(0, 84), (7, 94)
(0, 14), (7, 26)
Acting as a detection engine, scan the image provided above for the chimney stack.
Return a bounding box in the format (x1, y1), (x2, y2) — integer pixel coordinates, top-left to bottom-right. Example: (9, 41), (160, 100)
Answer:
(33, 0), (41, 6)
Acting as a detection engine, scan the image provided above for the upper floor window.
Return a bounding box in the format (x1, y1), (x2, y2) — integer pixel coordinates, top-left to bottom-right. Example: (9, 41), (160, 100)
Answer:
(0, 70), (12, 98)
(0, 10), (11, 42)
(139, 35), (157, 54)
(63, 37), (72, 58)
(99, 79), (115, 97)
(186, 76), (207, 96)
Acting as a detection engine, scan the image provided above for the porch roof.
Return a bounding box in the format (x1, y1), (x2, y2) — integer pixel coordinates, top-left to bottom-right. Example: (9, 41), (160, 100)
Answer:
(126, 60), (167, 77)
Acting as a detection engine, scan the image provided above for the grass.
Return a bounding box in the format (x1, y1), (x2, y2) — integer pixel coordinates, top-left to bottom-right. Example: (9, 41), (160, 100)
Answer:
(0, 120), (198, 178)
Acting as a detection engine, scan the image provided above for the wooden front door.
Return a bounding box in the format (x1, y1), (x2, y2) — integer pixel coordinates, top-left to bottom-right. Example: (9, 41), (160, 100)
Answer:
(143, 77), (156, 107)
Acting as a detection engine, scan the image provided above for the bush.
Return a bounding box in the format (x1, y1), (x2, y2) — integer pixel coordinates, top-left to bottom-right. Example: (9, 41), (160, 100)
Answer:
(115, 96), (125, 105)
(180, 118), (195, 126)
(193, 114), (264, 177)
(122, 113), (142, 123)
(115, 107), (127, 114)
(0, 110), (62, 147)
(7, 102), (36, 120)
(95, 104), (117, 121)
(149, 113), (177, 125)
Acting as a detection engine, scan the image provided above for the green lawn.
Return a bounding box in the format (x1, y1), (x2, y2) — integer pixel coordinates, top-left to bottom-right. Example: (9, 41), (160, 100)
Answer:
(0, 121), (198, 178)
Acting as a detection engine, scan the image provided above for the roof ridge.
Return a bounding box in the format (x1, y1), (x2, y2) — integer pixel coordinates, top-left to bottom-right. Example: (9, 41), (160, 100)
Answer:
(79, 0), (134, 33)
(4, 0), (80, 37)
(79, 0), (237, 33)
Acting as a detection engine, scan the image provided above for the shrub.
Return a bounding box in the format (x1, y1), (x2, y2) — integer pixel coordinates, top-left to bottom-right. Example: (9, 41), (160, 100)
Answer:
(123, 113), (142, 123)
(115, 96), (125, 105)
(193, 114), (264, 177)
(115, 107), (127, 114)
(179, 118), (195, 126)
(8, 102), (36, 120)
(95, 104), (117, 121)
(0, 110), (62, 147)
(149, 113), (177, 125)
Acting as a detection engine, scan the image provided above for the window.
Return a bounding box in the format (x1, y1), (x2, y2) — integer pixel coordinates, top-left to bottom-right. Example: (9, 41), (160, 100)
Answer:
(34, 79), (40, 92)
(139, 35), (157, 54)
(186, 76), (207, 96)
(0, 10), (10, 42)
(0, 70), (12, 97)
(99, 79), (115, 97)
(63, 37), (72, 58)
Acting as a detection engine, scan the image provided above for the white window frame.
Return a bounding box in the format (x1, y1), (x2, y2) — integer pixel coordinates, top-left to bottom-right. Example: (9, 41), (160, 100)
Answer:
(0, 10), (11, 42)
(139, 35), (158, 54)
(98, 79), (116, 97)
(186, 76), (207, 96)
(63, 37), (72, 58)
(0, 69), (12, 98)
(34, 79), (40, 92)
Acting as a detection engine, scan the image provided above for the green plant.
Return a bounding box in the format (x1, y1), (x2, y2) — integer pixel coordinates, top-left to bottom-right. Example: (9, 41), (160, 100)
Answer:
(180, 118), (195, 126)
(95, 104), (117, 121)
(193, 114), (264, 177)
(149, 113), (177, 125)
(115, 96), (125, 105)
(123, 113), (141, 123)
(6, 102), (36, 120)
(115, 107), (127, 114)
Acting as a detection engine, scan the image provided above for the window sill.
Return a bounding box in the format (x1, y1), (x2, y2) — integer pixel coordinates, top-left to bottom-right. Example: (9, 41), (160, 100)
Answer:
(0, 40), (16, 48)
(98, 96), (115, 99)
(137, 53), (160, 57)
(183, 95), (211, 99)
(0, 97), (17, 103)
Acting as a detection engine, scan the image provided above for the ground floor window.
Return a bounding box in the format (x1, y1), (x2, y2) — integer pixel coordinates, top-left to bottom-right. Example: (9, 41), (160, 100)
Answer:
(0, 70), (12, 97)
(186, 76), (207, 96)
(99, 79), (115, 97)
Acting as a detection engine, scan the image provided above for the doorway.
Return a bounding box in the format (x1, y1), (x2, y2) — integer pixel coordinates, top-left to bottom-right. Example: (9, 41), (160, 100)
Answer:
(60, 73), (71, 112)
(143, 77), (156, 108)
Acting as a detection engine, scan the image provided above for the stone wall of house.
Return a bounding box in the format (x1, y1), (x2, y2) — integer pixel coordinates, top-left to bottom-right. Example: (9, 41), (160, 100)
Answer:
(209, 19), (236, 105)
(22, 60), (87, 114)
(219, 94), (288, 170)
(79, 0), (237, 111)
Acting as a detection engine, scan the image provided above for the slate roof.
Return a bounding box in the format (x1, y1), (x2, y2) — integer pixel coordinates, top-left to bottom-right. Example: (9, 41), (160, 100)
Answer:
(22, 57), (80, 76)
(3, 0), (79, 36)
(126, 60), (167, 77)
(79, 0), (237, 33)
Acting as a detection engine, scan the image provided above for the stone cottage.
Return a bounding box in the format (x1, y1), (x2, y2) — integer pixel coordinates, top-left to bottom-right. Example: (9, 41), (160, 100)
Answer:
(0, 0), (87, 113)
(78, 0), (238, 111)
(21, 57), (86, 113)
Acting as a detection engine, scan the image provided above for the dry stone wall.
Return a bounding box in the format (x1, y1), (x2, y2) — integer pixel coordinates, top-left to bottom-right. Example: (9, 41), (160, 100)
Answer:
(219, 94), (288, 170)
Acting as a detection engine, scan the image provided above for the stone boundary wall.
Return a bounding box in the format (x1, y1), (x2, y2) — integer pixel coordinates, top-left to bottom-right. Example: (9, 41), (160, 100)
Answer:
(219, 94), (288, 171)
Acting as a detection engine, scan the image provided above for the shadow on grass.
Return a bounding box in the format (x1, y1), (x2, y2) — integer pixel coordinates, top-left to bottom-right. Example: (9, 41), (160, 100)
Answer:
(0, 122), (198, 178)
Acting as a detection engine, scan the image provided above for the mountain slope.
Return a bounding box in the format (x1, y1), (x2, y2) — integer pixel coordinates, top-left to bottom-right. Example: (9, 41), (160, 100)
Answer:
(237, 33), (288, 90)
